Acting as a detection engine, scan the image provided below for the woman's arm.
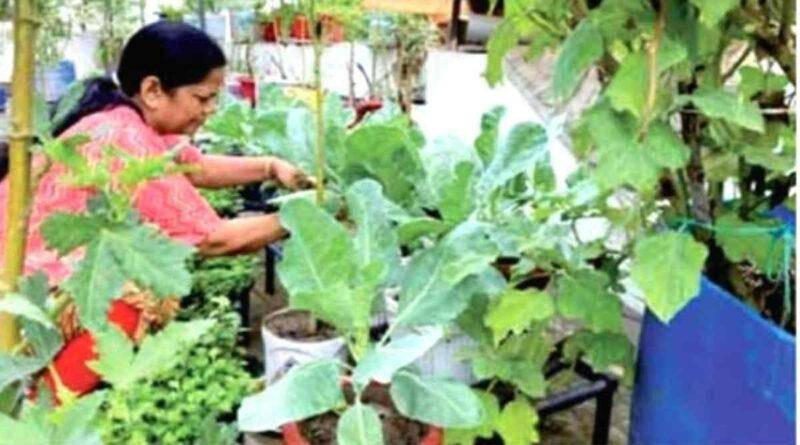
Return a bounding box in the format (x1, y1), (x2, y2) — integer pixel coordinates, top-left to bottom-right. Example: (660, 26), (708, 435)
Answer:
(185, 154), (310, 189)
(197, 213), (286, 256)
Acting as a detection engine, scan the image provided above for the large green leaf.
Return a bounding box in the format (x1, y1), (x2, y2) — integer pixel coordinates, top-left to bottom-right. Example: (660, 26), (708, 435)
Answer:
(556, 270), (623, 333)
(50, 392), (106, 445)
(277, 199), (356, 297)
(62, 234), (127, 332)
(345, 179), (400, 287)
(394, 230), (495, 329)
(336, 403), (384, 445)
(238, 360), (344, 432)
(683, 87), (765, 133)
(64, 225), (194, 331)
(343, 123), (424, 205)
(444, 390), (500, 444)
(474, 107), (505, 165)
(390, 371), (483, 428)
(438, 162), (476, 225)
(0, 354), (47, 391)
(495, 398), (539, 445)
(476, 123), (548, 196)
(0, 294), (52, 329)
(587, 104), (689, 192)
(485, 19), (519, 87)
(553, 20), (603, 101)
(291, 284), (373, 333)
(353, 327), (443, 386)
(40, 213), (106, 256)
(715, 214), (790, 273)
(0, 392), (105, 445)
(105, 226), (194, 298)
(472, 332), (550, 398)
(606, 39), (687, 119)
(397, 217), (450, 245)
(89, 320), (213, 388)
(439, 221), (501, 285)
(690, 0), (738, 26)
(738, 66), (789, 99)
(394, 247), (462, 328)
(631, 232), (708, 322)
(564, 331), (635, 381)
(484, 289), (554, 346)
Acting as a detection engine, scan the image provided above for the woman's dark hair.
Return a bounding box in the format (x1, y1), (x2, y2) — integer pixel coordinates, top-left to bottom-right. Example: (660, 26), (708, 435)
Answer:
(52, 21), (226, 137)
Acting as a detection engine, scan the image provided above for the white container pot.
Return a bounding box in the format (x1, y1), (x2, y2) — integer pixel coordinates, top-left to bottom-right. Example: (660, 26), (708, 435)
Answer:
(412, 328), (478, 385)
(261, 309), (347, 384)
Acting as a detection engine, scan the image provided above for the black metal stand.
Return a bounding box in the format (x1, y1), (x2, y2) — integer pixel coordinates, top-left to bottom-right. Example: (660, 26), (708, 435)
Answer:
(265, 244), (282, 294)
(538, 348), (619, 445)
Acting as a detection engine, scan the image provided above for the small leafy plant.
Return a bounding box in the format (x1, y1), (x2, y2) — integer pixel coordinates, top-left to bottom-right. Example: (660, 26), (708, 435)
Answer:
(99, 296), (254, 445)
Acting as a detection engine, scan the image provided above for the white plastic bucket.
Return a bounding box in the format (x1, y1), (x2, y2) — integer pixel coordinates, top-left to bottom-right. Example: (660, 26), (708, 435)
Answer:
(261, 310), (347, 383)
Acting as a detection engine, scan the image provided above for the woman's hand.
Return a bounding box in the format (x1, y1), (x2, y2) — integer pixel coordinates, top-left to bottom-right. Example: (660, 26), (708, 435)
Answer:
(267, 157), (315, 190)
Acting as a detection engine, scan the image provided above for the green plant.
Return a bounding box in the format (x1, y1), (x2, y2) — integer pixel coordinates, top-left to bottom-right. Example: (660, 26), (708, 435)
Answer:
(99, 296), (254, 445)
(190, 254), (260, 299)
(0, 130), (212, 435)
(200, 187), (245, 216)
(237, 180), (488, 440)
(486, 0), (795, 325)
(441, 1), (797, 440)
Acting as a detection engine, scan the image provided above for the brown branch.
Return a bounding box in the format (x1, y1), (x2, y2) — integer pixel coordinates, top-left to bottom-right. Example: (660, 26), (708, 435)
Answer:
(721, 44), (752, 82)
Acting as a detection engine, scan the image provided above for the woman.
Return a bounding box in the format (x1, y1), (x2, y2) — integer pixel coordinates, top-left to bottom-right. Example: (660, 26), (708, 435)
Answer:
(1, 22), (307, 400)
(0, 21), (306, 286)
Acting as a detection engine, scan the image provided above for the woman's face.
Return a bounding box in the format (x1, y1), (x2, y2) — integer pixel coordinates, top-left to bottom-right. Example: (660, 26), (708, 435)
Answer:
(138, 67), (225, 135)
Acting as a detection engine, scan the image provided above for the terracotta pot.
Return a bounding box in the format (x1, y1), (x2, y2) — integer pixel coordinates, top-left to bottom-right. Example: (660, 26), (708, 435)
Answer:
(291, 15), (311, 41)
(262, 18), (281, 42)
(321, 15), (344, 43)
(280, 378), (444, 445)
(280, 422), (443, 445)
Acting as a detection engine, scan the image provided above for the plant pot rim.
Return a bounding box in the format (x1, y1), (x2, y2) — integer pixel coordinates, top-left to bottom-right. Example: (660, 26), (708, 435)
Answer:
(262, 308), (344, 342)
(280, 415), (444, 445)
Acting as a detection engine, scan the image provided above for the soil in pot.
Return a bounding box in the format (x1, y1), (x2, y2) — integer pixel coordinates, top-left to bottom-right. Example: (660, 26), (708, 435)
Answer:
(265, 310), (338, 342)
(295, 385), (434, 445)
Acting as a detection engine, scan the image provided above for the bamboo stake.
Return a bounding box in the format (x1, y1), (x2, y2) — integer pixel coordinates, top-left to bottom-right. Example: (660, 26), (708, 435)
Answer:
(1, 0), (37, 352)
(311, 0), (325, 206)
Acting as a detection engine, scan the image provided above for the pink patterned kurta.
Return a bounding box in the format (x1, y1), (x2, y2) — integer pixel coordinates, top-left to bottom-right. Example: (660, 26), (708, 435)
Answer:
(0, 106), (222, 285)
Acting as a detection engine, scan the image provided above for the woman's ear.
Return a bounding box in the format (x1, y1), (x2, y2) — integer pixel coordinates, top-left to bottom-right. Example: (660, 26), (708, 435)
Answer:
(138, 75), (165, 109)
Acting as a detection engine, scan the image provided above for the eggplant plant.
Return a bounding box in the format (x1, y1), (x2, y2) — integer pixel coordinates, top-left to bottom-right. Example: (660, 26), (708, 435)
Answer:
(238, 179), (496, 442)
(486, 0), (795, 329)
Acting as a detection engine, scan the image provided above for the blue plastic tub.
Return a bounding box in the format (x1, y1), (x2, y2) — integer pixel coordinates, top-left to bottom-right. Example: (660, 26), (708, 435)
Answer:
(630, 208), (796, 445)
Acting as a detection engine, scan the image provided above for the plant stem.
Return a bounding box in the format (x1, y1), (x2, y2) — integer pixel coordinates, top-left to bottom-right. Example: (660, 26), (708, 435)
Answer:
(1, 0), (37, 353)
(312, 0), (325, 207)
(639, 0), (666, 139)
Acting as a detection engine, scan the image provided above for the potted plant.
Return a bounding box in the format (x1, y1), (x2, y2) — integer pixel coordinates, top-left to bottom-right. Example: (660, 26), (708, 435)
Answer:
(485, 0), (795, 443)
(238, 180), (486, 443)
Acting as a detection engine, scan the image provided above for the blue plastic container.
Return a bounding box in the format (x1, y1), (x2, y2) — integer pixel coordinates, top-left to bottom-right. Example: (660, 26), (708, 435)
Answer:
(0, 85), (7, 112)
(38, 60), (77, 103)
(630, 209), (796, 445)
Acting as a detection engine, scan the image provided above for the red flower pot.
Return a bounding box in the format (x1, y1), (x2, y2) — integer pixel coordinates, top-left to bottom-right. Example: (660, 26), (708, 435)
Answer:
(238, 75), (257, 108)
(262, 18), (281, 42)
(280, 422), (443, 445)
(41, 300), (143, 403)
(291, 15), (311, 41)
